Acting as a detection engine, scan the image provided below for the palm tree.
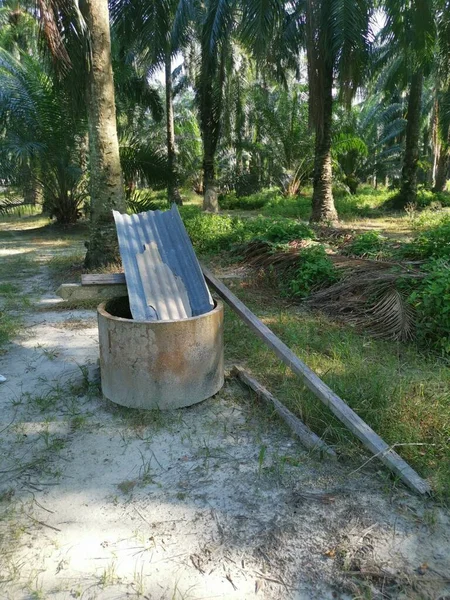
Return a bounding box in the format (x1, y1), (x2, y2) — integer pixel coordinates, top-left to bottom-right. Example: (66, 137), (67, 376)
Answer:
(380, 0), (437, 207)
(0, 49), (87, 223)
(39, 0), (125, 267)
(110, 0), (183, 205)
(173, 0), (241, 212)
(0, 0), (37, 58)
(433, 0), (450, 192)
(305, 0), (373, 222)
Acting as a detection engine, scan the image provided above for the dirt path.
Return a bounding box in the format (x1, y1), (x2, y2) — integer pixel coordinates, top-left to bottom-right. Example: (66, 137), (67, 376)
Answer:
(1, 221), (449, 600)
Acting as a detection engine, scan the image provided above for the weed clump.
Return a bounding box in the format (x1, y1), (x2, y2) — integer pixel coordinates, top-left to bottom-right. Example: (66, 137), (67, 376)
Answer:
(181, 207), (313, 254)
(284, 246), (339, 299)
(409, 259), (450, 355)
(344, 231), (386, 258)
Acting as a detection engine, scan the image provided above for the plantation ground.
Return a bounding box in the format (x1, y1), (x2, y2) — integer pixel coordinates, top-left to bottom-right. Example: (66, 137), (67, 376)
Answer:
(1, 205), (450, 599)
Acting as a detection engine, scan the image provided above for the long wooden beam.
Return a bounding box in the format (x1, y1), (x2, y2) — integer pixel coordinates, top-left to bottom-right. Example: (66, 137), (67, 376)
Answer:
(81, 269), (431, 494)
(232, 365), (336, 458)
(201, 265), (431, 495)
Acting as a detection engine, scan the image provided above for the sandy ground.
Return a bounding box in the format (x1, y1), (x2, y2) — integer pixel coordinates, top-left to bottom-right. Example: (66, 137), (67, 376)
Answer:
(1, 222), (450, 600)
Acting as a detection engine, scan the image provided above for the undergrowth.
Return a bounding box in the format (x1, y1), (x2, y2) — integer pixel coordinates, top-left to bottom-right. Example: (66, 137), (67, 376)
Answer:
(223, 288), (450, 499)
(180, 207), (313, 254)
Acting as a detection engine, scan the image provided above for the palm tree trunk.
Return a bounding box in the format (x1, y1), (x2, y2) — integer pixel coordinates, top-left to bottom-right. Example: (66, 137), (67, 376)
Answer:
(82, 0), (126, 269)
(398, 69), (423, 207)
(311, 62), (338, 223)
(200, 81), (219, 213)
(203, 152), (217, 211)
(433, 141), (449, 192)
(165, 50), (182, 205)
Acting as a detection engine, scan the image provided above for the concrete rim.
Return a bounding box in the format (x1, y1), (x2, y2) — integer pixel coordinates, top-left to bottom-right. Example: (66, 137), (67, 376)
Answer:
(97, 298), (223, 325)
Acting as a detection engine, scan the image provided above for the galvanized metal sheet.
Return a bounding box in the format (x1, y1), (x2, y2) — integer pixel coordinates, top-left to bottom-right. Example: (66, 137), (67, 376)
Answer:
(136, 242), (192, 320)
(113, 205), (214, 321)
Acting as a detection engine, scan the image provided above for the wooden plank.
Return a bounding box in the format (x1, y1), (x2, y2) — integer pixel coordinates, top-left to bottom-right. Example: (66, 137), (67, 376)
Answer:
(57, 283), (127, 301)
(202, 265), (431, 495)
(82, 273), (126, 286)
(232, 365), (336, 458)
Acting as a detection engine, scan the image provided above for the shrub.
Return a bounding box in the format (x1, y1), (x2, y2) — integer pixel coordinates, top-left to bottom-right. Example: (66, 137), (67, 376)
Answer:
(409, 260), (450, 355)
(219, 188), (281, 211)
(247, 216), (314, 244)
(263, 194), (311, 220)
(403, 218), (450, 260)
(415, 189), (450, 209)
(180, 208), (314, 254)
(345, 231), (385, 257)
(181, 211), (241, 254)
(285, 245), (339, 299)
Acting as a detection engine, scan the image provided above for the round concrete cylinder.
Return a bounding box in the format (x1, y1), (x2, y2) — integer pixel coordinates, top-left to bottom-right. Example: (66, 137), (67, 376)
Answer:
(97, 297), (224, 410)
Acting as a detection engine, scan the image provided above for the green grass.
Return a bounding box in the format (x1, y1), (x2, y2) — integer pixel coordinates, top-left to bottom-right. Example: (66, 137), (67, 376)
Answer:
(261, 185), (395, 221)
(0, 311), (20, 349)
(223, 284), (450, 498)
(46, 253), (85, 286)
(0, 255), (35, 349)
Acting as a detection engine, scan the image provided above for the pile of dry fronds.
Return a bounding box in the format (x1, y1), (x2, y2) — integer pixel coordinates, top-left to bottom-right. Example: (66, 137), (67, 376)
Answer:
(240, 241), (425, 341)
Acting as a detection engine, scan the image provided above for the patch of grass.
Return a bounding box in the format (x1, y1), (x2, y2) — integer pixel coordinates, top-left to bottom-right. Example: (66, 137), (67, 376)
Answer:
(223, 283), (450, 499)
(219, 188), (281, 210)
(263, 193), (312, 220)
(181, 207), (313, 255)
(0, 255), (35, 349)
(0, 253), (37, 280)
(0, 283), (19, 295)
(0, 311), (20, 350)
(283, 245), (339, 299)
(344, 231), (387, 258)
(258, 185), (394, 221)
(403, 217), (450, 260)
(117, 479), (138, 495)
(46, 253), (85, 286)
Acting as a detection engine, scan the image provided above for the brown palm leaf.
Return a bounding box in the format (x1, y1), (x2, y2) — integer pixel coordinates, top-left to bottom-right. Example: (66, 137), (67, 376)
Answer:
(359, 287), (416, 341)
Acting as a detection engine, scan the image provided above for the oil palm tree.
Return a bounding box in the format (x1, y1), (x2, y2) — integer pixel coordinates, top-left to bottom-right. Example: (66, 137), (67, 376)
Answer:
(173, 0), (239, 212)
(305, 0), (373, 222)
(110, 0), (184, 204)
(433, 0), (450, 191)
(0, 49), (87, 223)
(39, 0), (125, 267)
(379, 0), (437, 207)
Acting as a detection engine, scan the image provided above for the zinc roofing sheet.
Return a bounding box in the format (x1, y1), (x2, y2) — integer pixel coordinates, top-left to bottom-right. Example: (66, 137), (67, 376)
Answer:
(113, 205), (214, 322)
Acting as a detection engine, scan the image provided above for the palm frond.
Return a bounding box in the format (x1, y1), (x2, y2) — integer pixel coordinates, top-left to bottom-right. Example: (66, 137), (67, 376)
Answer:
(363, 287), (415, 341)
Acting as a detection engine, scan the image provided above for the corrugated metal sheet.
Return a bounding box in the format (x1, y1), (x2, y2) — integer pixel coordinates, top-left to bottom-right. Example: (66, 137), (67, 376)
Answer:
(113, 205), (214, 321)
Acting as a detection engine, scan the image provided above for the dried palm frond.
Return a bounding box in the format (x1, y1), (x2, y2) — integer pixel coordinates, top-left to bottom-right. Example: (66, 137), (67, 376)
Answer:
(306, 265), (424, 341)
(362, 288), (416, 341)
(240, 240), (425, 341)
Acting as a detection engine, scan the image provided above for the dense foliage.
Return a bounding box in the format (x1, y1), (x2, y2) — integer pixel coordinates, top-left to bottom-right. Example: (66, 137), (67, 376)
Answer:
(0, 0), (449, 354)
(0, 0), (449, 221)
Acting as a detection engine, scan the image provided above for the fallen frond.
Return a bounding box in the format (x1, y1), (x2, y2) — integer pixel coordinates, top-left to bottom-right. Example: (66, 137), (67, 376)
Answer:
(239, 240), (425, 341)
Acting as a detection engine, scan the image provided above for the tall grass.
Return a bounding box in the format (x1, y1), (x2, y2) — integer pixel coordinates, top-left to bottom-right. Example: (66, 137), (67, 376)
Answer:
(224, 287), (450, 499)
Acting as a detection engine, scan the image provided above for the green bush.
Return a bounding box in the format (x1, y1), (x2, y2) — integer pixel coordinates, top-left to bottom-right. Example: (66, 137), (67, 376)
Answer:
(263, 194), (311, 219)
(410, 260), (450, 355)
(404, 218), (450, 260)
(180, 207), (314, 254)
(247, 216), (314, 244)
(415, 189), (450, 209)
(285, 245), (339, 299)
(181, 210), (240, 254)
(345, 231), (385, 257)
(219, 188), (281, 211)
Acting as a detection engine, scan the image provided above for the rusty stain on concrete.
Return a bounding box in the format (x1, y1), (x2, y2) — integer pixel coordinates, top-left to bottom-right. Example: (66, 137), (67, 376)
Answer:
(97, 297), (224, 410)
